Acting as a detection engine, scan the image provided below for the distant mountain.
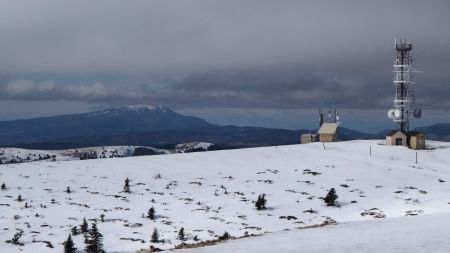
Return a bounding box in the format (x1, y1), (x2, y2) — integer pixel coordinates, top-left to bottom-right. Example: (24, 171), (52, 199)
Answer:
(4, 127), (377, 151)
(0, 105), (211, 145)
(0, 105), (386, 149)
(8, 125), (309, 150)
(414, 123), (450, 141)
(338, 127), (379, 140)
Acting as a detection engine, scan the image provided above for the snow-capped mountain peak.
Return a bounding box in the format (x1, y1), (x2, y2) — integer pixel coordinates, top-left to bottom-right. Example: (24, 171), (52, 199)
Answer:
(100, 105), (170, 114)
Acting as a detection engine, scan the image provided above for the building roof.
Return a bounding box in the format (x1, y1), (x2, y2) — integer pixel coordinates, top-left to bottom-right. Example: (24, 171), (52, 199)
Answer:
(317, 123), (339, 135)
(406, 131), (426, 137)
(386, 130), (425, 137)
(386, 130), (403, 136)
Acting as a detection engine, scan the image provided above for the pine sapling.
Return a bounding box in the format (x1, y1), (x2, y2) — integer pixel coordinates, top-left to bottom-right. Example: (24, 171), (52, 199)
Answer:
(71, 226), (79, 236)
(177, 227), (185, 240)
(80, 218), (89, 234)
(63, 234), (77, 253)
(84, 223), (105, 253)
(255, 194), (267, 210)
(151, 228), (159, 243)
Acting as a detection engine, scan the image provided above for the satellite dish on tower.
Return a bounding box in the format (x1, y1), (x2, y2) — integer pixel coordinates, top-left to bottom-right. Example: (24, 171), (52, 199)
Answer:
(394, 109), (402, 119)
(413, 108), (422, 119)
(387, 109), (396, 120)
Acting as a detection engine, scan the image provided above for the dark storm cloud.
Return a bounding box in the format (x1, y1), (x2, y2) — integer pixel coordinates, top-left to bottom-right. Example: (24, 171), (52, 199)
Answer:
(0, 0), (449, 110)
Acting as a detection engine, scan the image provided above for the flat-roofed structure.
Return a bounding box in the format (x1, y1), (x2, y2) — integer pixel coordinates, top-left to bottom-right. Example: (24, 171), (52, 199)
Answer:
(301, 133), (319, 144)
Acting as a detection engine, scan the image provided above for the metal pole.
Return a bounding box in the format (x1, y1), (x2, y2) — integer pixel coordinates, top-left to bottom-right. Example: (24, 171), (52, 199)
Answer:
(370, 145), (372, 156)
(322, 142), (326, 150)
(415, 152), (418, 164)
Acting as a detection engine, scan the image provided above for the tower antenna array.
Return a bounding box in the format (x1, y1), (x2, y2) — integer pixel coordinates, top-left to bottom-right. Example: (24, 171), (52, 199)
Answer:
(387, 38), (419, 132)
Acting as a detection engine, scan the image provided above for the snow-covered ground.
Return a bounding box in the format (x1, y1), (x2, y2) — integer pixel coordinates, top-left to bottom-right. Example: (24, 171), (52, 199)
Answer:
(0, 146), (167, 164)
(1, 140), (450, 253)
(0, 148), (64, 164)
(175, 142), (213, 153)
(176, 212), (450, 253)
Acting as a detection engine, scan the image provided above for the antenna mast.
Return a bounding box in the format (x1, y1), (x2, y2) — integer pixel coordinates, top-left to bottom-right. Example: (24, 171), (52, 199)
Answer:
(388, 38), (415, 132)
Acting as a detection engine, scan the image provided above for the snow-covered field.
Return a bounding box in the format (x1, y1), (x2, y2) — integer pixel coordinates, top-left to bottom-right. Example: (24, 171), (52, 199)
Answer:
(177, 212), (450, 253)
(175, 142), (213, 153)
(1, 140), (450, 253)
(0, 146), (167, 164)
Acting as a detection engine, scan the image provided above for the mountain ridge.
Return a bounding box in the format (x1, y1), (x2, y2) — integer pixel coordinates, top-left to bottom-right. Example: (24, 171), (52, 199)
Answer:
(0, 105), (212, 145)
(0, 105), (447, 149)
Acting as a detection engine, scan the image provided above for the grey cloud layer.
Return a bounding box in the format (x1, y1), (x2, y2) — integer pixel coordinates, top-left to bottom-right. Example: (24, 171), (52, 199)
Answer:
(0, 70), (395, 109)
(0, 1), (449, 110)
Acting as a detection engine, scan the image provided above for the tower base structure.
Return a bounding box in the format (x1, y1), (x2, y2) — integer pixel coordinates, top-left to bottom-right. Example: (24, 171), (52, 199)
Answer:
(385, 130), (426, 150)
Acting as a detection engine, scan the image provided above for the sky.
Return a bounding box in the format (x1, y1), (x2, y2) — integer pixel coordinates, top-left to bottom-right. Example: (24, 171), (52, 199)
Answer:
(0, 1), (449, 133)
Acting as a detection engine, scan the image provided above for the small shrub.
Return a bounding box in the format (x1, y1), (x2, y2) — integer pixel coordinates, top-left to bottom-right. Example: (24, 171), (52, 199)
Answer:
(219, 231), (230, 240)
(123, 177), (130, 193)
(6, 230), (24, 246)
(324, 188), (338, 206)
(147, 207), (156, 220)
(71, 226), (79, 236)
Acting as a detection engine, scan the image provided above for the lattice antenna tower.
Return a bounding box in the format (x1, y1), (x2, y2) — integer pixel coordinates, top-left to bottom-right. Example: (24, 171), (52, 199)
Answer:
(387, 38), (421, 132)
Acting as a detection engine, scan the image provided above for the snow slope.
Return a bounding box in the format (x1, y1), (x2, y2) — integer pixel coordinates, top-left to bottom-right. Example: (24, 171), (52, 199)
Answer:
(0, 148), (64, 164)
(175, 142), (213, 153)
(1, 140), (450, 253)
(176, 212), (450, 253)
(0, 146), (167, 164)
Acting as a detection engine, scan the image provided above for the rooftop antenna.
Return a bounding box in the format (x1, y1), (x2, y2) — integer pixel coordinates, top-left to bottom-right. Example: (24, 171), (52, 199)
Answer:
(334, 108), (337, 123)
(335, 108), (341, 123)
(319, 108), (324, 127)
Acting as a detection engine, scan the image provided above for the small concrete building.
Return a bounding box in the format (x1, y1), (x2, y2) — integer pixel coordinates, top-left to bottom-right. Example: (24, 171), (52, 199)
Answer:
(386, 130), (426, 149)
(407, 132), (426, 150)
(386, 130), (407, 146)
(301, 133), (319, 144)
(318, 123), (339, 142)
